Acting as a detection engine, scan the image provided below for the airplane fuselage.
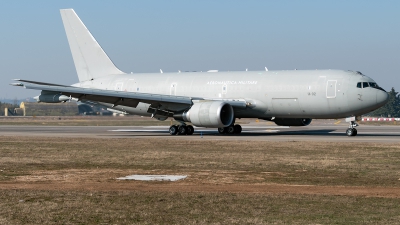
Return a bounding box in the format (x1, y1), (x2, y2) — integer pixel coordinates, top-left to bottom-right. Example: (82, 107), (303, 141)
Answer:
(74, 69), (388, 120)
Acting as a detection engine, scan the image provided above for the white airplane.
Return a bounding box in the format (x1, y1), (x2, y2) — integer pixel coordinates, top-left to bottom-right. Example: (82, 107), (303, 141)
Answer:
(12, 9), (389, 136)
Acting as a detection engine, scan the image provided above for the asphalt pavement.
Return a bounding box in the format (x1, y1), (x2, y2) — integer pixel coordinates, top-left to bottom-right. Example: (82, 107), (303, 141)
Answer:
(1, 124), (399, 142)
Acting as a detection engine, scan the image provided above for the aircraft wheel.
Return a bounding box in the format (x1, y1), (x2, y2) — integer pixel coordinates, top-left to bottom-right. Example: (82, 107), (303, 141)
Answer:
(346, 128), (357, 137)
(227, 126), (235, 134)
(234, 124), (242, 134)
(346, 128), (353, 136)
(177, 125), (187, 135)
(218, 127), (226, 134)
(186, 125), (194, 135)
(169, 125), (178, 135)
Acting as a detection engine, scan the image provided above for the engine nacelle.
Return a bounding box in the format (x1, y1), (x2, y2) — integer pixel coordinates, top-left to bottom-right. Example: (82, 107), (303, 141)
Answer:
(174, 101), (234, 128)
(34, 93), (70, 103)
(273, 118), (312, 126)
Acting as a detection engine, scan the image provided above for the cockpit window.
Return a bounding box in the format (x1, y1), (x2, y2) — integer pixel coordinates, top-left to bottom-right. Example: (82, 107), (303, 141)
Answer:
(356, 82), (386, 91)
(357, 82), (386, 92)
(369, 82), (386, 91)
(369, 82), (378, 88)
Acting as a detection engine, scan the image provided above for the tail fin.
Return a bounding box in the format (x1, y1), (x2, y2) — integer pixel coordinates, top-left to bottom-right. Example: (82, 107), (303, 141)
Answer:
(60, 9), (125, 82)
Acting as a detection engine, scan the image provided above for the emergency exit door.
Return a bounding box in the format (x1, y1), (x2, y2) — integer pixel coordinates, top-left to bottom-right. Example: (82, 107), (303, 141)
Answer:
(326, 80), (337, 98)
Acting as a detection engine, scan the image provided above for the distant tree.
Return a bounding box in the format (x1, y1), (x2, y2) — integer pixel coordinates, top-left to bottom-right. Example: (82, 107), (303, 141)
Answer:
(367, 87), (400, 117)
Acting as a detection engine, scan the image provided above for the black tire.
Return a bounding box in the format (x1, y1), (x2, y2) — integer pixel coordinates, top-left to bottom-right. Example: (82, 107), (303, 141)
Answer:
(186, 125), (194, 135)
(346, 128), (354, 137)
(227, 126), (235, 134)
(178, 125), (187, 135)
(234, 124), (242, 134)
(218, 127), (226, 134)
(353, 129), (358, 136)
(169, 125), (178, 135)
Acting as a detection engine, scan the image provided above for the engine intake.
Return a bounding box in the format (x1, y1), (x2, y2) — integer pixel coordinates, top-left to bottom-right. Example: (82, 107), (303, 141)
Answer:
(273, 118), (312, 126)
(174, 101), (234, 128)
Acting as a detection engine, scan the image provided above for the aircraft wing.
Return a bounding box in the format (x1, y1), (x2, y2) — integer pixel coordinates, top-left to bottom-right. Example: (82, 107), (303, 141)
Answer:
(12, 80), (248, 113)
(12, 79), (194, 112)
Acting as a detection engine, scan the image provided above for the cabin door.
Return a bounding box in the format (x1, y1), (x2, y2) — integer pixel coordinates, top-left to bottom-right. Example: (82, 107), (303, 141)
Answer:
(326, 80), (337, 98)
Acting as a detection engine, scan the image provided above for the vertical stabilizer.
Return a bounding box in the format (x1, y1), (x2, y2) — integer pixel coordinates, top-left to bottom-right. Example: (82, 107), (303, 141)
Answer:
(60, 9), (125, 82)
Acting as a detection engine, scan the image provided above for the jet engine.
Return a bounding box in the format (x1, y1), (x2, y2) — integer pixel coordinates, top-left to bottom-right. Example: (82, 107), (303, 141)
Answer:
(273, 118), (312, 126)
(174, 101), (234, 128)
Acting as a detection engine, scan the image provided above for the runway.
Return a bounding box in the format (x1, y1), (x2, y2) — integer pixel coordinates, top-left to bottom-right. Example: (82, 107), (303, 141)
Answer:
(1, 124), (399, 142)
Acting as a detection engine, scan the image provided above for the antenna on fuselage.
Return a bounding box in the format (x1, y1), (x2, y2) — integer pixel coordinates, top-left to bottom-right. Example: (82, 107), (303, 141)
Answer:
(160, 69), (163, 73)
(265, 67), (268, 71)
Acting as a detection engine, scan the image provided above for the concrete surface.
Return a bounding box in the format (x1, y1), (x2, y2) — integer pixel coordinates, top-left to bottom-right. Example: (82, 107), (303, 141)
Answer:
(0, 124), (399, 142)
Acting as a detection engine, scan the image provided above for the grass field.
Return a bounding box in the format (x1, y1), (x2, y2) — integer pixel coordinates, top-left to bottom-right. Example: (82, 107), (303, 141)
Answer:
(1, 136), (400, 224)
(1, 190), (400, 224)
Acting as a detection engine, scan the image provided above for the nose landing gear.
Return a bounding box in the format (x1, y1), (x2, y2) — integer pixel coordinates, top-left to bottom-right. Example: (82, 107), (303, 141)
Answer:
(346, 120), (359, 137)
(346, 127), (357, 136)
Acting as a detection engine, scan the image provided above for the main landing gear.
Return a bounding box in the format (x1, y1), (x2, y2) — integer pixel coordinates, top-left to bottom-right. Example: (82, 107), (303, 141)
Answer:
(168, 124), (242, 135)
(218, 124), (242, 135)
(169, 124), (194, 135)
(346, 121), (358, 137)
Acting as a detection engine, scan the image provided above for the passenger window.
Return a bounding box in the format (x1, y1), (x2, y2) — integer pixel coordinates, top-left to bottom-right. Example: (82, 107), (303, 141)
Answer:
(356, 82), (362, 88)
(362, 82), (369, 88)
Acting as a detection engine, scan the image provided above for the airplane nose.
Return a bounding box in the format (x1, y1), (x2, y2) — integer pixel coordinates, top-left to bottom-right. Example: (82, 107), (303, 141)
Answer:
(376, 90), (389, 107)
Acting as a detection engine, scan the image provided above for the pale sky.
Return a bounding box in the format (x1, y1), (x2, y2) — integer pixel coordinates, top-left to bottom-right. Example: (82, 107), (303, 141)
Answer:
(1, 1), (399, 99)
